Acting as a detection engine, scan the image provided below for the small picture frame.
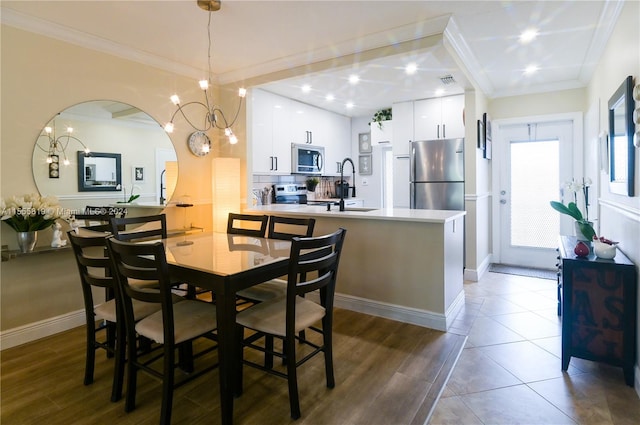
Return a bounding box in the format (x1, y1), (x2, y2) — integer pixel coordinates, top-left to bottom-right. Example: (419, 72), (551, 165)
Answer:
(358, 132), (372, 153)
(358, 154), (372, 175)
(49, 154), (60, 178)
(133, 166), (145, 182)
(477, 119), (485, 150)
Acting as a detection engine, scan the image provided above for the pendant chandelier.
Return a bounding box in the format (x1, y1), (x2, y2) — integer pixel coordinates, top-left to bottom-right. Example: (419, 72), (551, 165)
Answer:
(36, 118), (90, 166)
(164, 0), (246, 145)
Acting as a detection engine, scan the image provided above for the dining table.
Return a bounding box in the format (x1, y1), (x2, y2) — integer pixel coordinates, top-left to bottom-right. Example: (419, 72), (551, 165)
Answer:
(162, 231), (294, 425)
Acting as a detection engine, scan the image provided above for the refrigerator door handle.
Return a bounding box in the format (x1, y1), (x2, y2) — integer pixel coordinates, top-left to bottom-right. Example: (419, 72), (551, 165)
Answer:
(409, 146), (415, 182)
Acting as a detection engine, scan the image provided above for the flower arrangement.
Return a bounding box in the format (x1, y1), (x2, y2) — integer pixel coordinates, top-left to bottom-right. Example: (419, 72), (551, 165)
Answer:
(369, 108), (392, 129)
(1, 193), (69, 232)
(550, 178), (595, 241)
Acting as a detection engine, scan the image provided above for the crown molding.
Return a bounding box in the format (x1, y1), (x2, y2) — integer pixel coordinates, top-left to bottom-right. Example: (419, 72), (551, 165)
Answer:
(0, 7), (205, 81)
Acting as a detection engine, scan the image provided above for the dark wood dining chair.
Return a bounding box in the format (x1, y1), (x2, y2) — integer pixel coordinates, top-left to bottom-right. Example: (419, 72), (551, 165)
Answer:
(74, 205), (126, 233)
(67, 231), (165, 403)
(106, 237), (219, 425)
(235, 228), (347, 420)
(227, 212), (268, 237)
(109, 214), (167, 241)
(236, 216), (316, 303)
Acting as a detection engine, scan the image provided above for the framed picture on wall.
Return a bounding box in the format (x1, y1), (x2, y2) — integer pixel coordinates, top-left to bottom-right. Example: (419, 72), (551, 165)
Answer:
(358, 132), (372, 153)
(358, 155), (372, 175)
(483, 113), (492, 160)
(477, 119), (485, 150)
(133, 166), (145, 182)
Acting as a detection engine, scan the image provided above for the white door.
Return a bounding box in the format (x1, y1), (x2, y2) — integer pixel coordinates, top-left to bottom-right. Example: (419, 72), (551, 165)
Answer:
(496, 120), (575, 268)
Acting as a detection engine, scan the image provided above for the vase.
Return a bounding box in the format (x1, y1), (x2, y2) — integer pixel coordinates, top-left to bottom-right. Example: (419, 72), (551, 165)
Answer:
(574, 221), (593, 241)
(17, 231), (38, 253)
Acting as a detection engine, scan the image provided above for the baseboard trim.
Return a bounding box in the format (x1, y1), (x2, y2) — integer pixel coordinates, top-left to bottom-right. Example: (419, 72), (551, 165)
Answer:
(334, 293), (453, 331)
(464, 255), (492, 282)
(0, 310), (85, 350)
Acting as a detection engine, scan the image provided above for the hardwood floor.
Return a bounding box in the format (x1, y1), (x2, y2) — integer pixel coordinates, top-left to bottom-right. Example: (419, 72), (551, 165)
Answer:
(1, 308), (465, 425)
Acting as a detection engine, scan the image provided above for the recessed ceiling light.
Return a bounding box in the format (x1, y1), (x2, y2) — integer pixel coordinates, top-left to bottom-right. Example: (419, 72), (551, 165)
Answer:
(405, 63), (418, 75)
(435, 88), (445, 96)
(524, 64), (539, 75)
(519, 28), (539, 44)
(346, 102), (354, 109)
(348, 75), (359, 85)
(301, 84), (311, 93)
(325, 94), (335, 102)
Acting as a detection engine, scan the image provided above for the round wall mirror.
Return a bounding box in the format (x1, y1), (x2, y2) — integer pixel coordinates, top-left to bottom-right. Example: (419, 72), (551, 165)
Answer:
(32, 100), (178, 214)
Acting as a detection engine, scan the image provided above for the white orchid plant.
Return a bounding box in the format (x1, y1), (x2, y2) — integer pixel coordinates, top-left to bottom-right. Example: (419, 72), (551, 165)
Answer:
(1, 193), (70, 232)
(550, 177), (595, 241)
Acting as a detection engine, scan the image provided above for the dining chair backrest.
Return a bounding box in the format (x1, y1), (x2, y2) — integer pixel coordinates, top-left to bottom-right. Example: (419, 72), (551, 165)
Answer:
(74, 206), (126, 233)
(227, 213), (268, 237)
(109, 214), (167, 241)
(106, 238), (172, 334)
(286, 228), (347, 320)
(67, 230), (114, 312)
(268, 216), (315, 241)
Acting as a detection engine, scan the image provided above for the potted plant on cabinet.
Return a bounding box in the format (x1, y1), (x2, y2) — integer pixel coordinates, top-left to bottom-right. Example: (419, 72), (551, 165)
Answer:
(369, 108), (392, 129)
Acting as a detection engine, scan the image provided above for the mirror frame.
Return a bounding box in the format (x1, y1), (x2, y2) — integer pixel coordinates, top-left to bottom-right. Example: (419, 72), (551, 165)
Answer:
(608, 75), (635, 196)
(77, 151), (122, 192)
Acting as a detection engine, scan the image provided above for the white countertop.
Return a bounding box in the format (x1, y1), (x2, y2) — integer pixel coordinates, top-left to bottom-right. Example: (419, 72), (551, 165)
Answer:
(247, 204), (465, 223)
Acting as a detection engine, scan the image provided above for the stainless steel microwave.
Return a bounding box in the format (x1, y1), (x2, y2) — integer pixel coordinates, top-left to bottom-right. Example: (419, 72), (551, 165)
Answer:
(291, 143), (324, 175)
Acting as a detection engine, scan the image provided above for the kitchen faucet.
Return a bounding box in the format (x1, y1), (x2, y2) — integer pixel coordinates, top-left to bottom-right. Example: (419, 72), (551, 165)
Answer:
(159, 169), (166, 205)
(339, 157), (356, 211)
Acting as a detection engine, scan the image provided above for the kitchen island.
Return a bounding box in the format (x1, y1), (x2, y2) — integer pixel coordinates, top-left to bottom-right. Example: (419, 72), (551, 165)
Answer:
(246, 204), (466, 331)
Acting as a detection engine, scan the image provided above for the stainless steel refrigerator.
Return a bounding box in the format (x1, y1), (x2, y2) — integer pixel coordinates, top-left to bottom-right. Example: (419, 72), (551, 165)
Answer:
(410, 138), (465, 210)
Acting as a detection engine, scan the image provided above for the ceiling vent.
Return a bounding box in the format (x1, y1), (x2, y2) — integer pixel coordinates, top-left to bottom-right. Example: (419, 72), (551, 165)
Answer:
(439, 75), (456, 85)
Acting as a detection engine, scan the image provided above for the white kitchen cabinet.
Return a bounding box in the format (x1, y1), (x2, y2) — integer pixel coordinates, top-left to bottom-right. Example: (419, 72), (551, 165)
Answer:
(392, 101), (414, 156)
(414, 94), (464, 140)
(250, 89), (291, 174)
(323, 112), (351, 176)
(370, 120), (393, 145)
(393, 155), (410, 208)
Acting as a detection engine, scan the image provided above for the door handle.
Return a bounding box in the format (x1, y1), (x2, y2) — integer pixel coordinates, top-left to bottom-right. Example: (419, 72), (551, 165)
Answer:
(500, 199), (507, 204)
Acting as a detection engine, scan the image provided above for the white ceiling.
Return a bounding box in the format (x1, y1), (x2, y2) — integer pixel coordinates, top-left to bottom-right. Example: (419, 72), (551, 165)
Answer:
(1, 0), (623, 118)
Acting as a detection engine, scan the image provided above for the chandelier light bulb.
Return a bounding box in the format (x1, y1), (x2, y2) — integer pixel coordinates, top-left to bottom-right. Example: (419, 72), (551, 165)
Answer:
(63, 158), (70, 166)
(202, 143), (210, 153)
(229, 134), (238, 145)
(45, 127), (52, 134)
(66, 127), (73, 133)
(224, 127), (232, 136)
(46, 156), (53, 164)
(84, 147), (91, 154)
(164, 2), (245, 139)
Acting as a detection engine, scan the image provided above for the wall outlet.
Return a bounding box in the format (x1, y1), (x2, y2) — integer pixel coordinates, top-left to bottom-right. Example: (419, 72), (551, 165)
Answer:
(362, 178), (369, 186)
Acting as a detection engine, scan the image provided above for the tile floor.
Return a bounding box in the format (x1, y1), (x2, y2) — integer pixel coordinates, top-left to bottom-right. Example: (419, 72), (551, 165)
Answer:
(429, 271), (640, 425)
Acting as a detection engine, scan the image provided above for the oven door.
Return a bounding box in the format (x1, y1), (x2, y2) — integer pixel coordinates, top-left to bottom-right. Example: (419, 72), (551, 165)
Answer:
(292, 144), (324, 175)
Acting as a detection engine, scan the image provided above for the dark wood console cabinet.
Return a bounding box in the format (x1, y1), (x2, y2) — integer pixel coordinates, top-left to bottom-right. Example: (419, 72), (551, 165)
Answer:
(558, 236), (637, 386)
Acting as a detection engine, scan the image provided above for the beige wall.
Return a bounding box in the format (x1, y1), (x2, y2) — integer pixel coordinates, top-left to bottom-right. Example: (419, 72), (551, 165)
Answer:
(585, 0), (640, 388)
(0, 25), (239, 333)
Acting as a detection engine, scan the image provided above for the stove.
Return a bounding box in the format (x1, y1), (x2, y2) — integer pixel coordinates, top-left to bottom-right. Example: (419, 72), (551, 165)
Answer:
(273, 184), (308, 204)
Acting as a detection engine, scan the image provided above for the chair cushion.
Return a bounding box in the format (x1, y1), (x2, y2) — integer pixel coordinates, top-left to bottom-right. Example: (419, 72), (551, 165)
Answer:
(236, 279), (286, 302)
(94, 294), (183, 323)
(135, 300), (217, 344)
(236, 296), (325, 337)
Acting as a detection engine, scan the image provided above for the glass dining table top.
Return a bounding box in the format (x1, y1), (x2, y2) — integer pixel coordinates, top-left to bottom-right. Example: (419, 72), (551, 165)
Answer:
(163, 231), (292, 277)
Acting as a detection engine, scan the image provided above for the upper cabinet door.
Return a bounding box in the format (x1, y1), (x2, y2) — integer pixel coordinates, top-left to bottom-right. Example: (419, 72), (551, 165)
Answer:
(414, 95), (465, 140)
(414, 98), (442, 140)
(441, 95), (465, 139)
(250, 89), (275, 174)
(370, 120), (393, 145)
(392, 101), (414, 156)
